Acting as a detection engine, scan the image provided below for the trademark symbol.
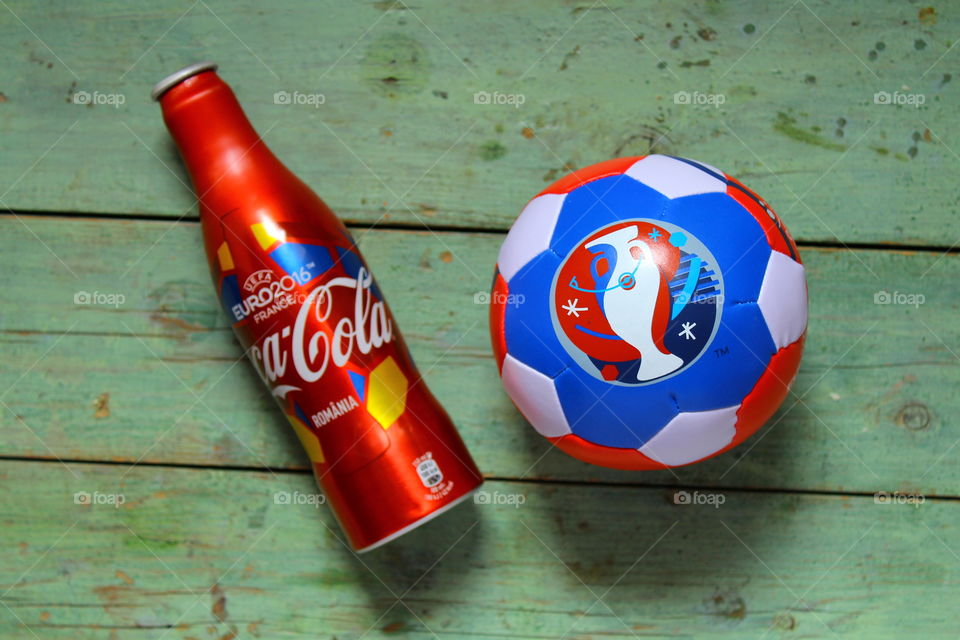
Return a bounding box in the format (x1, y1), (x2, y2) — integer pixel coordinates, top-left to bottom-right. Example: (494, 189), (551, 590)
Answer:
(714, 346), (730, 357)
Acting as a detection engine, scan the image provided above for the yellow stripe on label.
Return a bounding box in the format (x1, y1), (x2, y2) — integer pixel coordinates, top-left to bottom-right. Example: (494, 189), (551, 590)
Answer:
(287, 414), (325, 464)
(216, 242), (234, 271)
(251, 221), (285, 250)
(366, 356), (409, 430)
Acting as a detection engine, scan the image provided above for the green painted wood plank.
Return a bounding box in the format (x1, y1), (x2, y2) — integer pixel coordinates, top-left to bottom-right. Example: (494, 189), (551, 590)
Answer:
(0, 0), (957, 245)
(0, 460), (956, 638)
(1, 215), (957, 495)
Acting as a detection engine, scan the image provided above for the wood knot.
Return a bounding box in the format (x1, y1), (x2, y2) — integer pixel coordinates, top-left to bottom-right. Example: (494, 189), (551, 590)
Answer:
(895, 402), (930, 430)
(703, 588), (746, 620)
(773, 612), (797, 630)
(94, 392), (110, 419)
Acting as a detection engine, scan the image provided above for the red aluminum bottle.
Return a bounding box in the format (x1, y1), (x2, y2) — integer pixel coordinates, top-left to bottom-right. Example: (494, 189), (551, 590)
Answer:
(151, 62), (483, 552)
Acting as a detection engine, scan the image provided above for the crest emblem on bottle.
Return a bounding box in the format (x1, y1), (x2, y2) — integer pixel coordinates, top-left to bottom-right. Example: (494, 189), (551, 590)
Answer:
(550, 219), (724, 385)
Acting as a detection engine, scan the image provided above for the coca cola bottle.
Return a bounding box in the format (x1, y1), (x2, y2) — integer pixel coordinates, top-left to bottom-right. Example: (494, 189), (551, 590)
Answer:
(152, 62), (483, 551)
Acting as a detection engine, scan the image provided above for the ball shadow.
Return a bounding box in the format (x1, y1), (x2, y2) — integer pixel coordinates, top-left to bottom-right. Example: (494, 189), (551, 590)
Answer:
(503, 373), (812, 627)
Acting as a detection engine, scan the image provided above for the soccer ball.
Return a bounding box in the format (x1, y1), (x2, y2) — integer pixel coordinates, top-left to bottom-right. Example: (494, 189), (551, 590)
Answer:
(490, 155), (807, 470)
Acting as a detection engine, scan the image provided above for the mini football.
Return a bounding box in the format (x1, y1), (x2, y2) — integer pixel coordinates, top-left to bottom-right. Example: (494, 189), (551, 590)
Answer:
(489, 155), (807, 470)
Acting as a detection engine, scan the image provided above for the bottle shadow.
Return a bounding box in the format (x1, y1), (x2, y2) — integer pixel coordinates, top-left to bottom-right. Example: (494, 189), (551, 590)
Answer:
(348, 499), (485, 630)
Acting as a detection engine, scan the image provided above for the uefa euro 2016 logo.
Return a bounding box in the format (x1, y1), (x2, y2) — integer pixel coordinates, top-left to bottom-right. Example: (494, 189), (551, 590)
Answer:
(550, 219), (724, 385)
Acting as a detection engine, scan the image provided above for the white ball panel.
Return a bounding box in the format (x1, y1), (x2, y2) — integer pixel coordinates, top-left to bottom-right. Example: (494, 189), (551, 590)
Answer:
(757, 250), (808, 349)
(501, 354), (571, 438)
(497, 193), (566, 282)
(638, 405), (740, 466)
(687, 158), (725, 177)
(624, 154), (728, 199)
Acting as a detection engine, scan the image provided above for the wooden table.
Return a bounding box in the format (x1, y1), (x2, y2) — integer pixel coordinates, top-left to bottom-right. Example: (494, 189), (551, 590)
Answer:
(1, 1), (957, 637)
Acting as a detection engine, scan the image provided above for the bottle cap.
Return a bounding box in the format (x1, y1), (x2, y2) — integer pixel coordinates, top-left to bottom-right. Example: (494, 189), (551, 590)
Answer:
(151, 61), (219, 101)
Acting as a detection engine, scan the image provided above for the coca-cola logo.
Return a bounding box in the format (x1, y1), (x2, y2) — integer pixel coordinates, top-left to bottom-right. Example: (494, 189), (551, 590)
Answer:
(250, 266), (393, 396)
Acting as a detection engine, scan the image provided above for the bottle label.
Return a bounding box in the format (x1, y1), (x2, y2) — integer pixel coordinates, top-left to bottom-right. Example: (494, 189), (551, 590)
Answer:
(214, 226), (409, 471)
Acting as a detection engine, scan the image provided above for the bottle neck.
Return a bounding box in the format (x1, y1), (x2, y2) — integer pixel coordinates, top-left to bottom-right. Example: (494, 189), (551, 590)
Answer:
(158, 71), (279, 213)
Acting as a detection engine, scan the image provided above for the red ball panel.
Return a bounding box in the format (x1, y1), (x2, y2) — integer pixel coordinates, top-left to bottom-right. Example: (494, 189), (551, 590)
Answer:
(549, 432), (670, 470)
(539, 156), (645, 196)
(490, 269), (509, 373)
(725, 175), (801, 262)
(727, 333), (806, 451)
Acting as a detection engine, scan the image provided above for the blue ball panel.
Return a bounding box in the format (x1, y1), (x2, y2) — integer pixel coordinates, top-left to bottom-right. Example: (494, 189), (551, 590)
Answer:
(664, 193), (771, 303)
(556, 368), (679, 448)
(502, 250), (568, 379)
(549, 174), (671, 258)
(669, 301), (776, 412)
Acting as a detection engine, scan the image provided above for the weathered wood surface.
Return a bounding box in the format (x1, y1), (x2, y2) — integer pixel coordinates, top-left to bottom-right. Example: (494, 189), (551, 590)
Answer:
(1, 216), (956, 496)
(2, 1), (958, 638)
(0, 460), (956, 639)
(0, 0), (957, 245)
